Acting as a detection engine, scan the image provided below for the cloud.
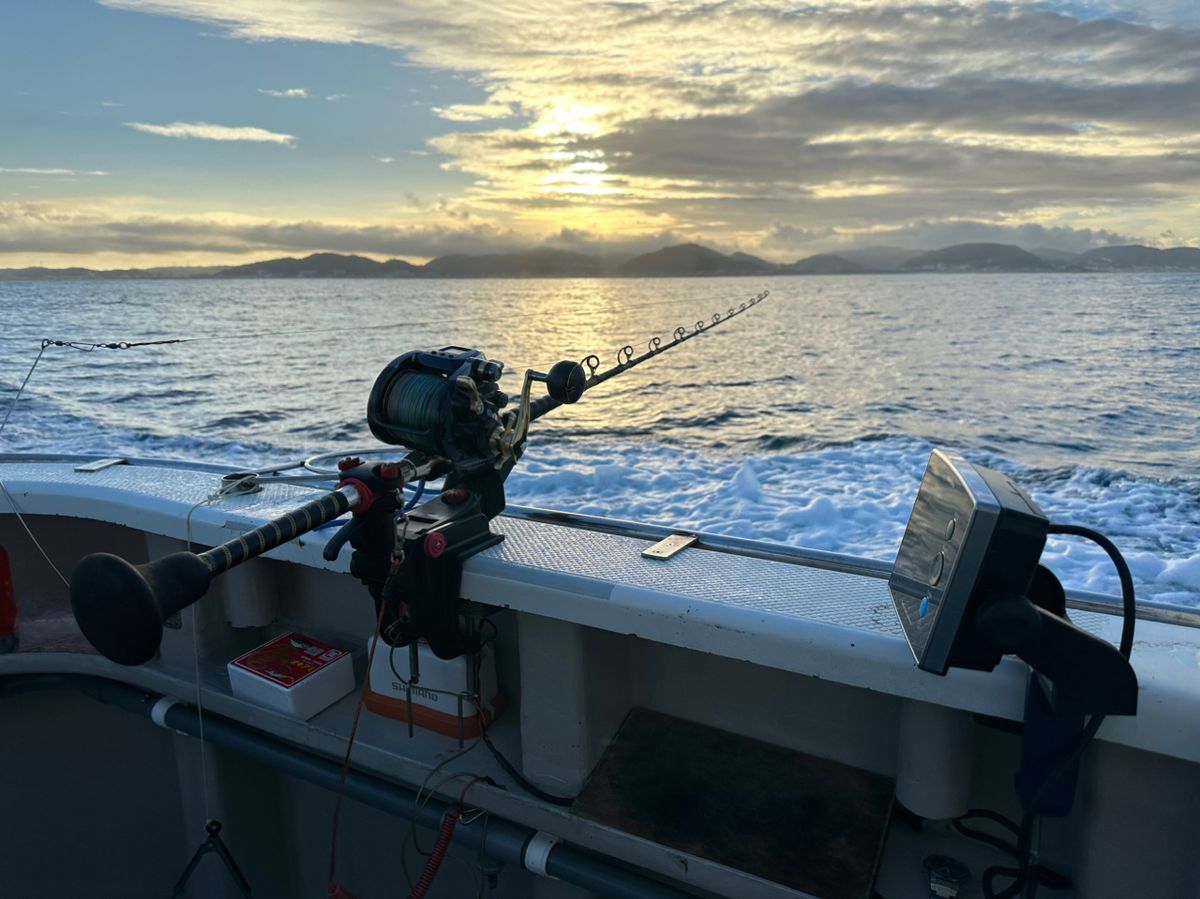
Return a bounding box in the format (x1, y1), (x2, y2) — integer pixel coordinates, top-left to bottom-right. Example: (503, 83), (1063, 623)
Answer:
(751, 219), (1143, 256)
(540, 226), (695, 257)
(432, 102), (515, 122)
(0, 167), (109, 176)
(375, 156), (396, 164)
(124, 121), (296, 144)
(758, 223), (837, 252)
(81, 1), (1200, 250)
(0, 200), (529, 258)
(257, 87), (308, 98)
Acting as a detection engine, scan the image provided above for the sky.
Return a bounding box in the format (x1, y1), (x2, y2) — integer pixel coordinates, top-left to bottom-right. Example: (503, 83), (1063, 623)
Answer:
(1, 0), (1198, 267)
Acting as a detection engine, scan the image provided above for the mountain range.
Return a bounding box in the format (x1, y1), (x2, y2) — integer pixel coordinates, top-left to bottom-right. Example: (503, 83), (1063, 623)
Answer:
(3, 242), (1199, 281)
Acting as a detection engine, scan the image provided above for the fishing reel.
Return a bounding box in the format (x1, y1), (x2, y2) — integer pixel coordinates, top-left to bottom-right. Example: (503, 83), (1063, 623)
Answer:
(366, 346), (586, 516)
(340, 347), (586, 658)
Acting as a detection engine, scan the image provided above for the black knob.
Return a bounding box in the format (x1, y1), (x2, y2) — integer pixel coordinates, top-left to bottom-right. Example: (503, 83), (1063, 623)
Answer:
(70, 551), (213, 666)
(546, 360), (587, 404)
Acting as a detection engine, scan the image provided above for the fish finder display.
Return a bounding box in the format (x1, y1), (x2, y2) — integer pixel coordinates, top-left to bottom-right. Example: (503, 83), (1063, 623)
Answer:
(890, 450), (1048, 674)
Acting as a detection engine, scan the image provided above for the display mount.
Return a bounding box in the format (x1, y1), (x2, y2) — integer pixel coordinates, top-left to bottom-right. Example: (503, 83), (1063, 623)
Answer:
(889, 450), (1136, 716)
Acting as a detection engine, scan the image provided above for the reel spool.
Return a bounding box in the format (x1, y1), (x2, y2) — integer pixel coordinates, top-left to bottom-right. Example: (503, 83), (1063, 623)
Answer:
(367, 347), (508, 470)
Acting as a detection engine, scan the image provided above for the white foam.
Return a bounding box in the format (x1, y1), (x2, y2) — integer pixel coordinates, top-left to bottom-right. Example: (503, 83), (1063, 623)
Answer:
(508, 436), (1199, 607)
(1158, 555), (1200, 592)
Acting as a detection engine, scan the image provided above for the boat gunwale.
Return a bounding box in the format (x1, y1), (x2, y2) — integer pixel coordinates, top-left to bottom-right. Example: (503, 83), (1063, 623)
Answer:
(4, 451), (1196, 629)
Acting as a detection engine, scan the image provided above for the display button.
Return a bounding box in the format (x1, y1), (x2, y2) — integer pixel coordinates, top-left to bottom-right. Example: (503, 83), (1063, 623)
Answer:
(945, 518), (956, 540)
(929, 552), (945, 585)
(919, 596), (930, 618)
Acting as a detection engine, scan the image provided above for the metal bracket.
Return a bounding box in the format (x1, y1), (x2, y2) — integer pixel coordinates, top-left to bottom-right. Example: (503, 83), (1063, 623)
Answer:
(642, 533), (698, 560)
(73, 457), (127, 473)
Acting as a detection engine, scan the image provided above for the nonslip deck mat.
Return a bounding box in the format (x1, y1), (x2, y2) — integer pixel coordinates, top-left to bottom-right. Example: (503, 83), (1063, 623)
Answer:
(573, 709), (894, 899)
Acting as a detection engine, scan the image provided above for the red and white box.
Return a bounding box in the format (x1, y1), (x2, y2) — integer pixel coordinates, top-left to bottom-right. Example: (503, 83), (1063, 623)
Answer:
(227, 632), (354, 719)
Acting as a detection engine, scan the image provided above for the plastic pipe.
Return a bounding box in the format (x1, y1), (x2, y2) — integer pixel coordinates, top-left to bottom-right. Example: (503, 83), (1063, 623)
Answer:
(1, 674), (697, 899)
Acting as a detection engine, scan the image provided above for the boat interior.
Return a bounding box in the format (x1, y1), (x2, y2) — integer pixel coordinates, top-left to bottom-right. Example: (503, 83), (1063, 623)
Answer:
(2, 454), (1198, 899)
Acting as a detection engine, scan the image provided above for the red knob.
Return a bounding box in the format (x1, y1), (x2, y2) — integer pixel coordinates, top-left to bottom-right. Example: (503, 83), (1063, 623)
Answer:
(380, 462), (400, 480)
(441, 488), (469, 505)
(424, 532), (447, 559)
(337, 456), (362, 472)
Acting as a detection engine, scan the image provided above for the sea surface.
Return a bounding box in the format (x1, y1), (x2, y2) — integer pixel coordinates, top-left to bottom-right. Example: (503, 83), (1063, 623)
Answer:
(1, 274), (1197, 605)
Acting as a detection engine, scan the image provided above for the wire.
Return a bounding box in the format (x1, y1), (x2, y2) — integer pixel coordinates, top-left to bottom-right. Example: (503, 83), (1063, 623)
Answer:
(0, 342), (47, 435)
(954, 811), (1071, 892)
(0, 343), (71, 587)
(386, 627), (574, 807)
(180, 473), (268, 832)
(404, 480), (427, 512)
(0, 313), (495, 348)
(979, 524), (1138, 899)
(406, 748), (486, 879)
(479, 729), (576, 807)
(1047, 524), (1136, 660)
(981, 715), (1106, 899)
(327, 597), (392, 888)
(0, 479), (70, 587)
(476, 617), (498, 650)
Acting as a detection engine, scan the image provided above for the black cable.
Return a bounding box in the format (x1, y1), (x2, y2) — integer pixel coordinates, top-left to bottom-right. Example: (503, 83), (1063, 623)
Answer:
(479, 730), (576, 807)
(385, 630), (574, 807)
(953, 809), (1020, 855)
(980, 524), (1138, 899)
(1046, 524), (1136, 660)
(476, 617), (499, 650)
(954, 812), (1071, 891)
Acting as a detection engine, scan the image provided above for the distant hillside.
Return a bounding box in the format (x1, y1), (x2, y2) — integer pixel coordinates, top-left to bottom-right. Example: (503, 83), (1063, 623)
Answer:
(1080, 245), (1200, 271)
(5, 241), (1200, 281)
(1031, 247), (1083, 266)
(903, 243), (1054, 272)
(617, 243), (774, 276)
(788, 254), (871, 274)
(0, 264), (223, 281)
(423, 248), (605, 277)
(837, 246), (921, 271)
(729, 251), (777, 269)
(214, 252), (419, 278)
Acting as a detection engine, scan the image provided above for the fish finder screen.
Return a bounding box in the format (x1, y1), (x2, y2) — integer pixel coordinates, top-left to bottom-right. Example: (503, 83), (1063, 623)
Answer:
(889, 451), (998, 673)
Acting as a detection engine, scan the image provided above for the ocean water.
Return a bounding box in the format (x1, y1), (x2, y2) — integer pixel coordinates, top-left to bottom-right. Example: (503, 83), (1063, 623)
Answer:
(1, 274), (1197, 605)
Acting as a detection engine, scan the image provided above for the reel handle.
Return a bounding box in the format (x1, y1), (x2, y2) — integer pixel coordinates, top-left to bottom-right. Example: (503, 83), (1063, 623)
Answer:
(70, 485), (362, 666)
(494, 360), (588, 463)
(545, 359), (587, 404)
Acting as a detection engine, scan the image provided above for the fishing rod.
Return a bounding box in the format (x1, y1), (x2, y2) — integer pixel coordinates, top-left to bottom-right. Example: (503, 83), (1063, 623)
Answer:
(69, 290), (769, 667)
